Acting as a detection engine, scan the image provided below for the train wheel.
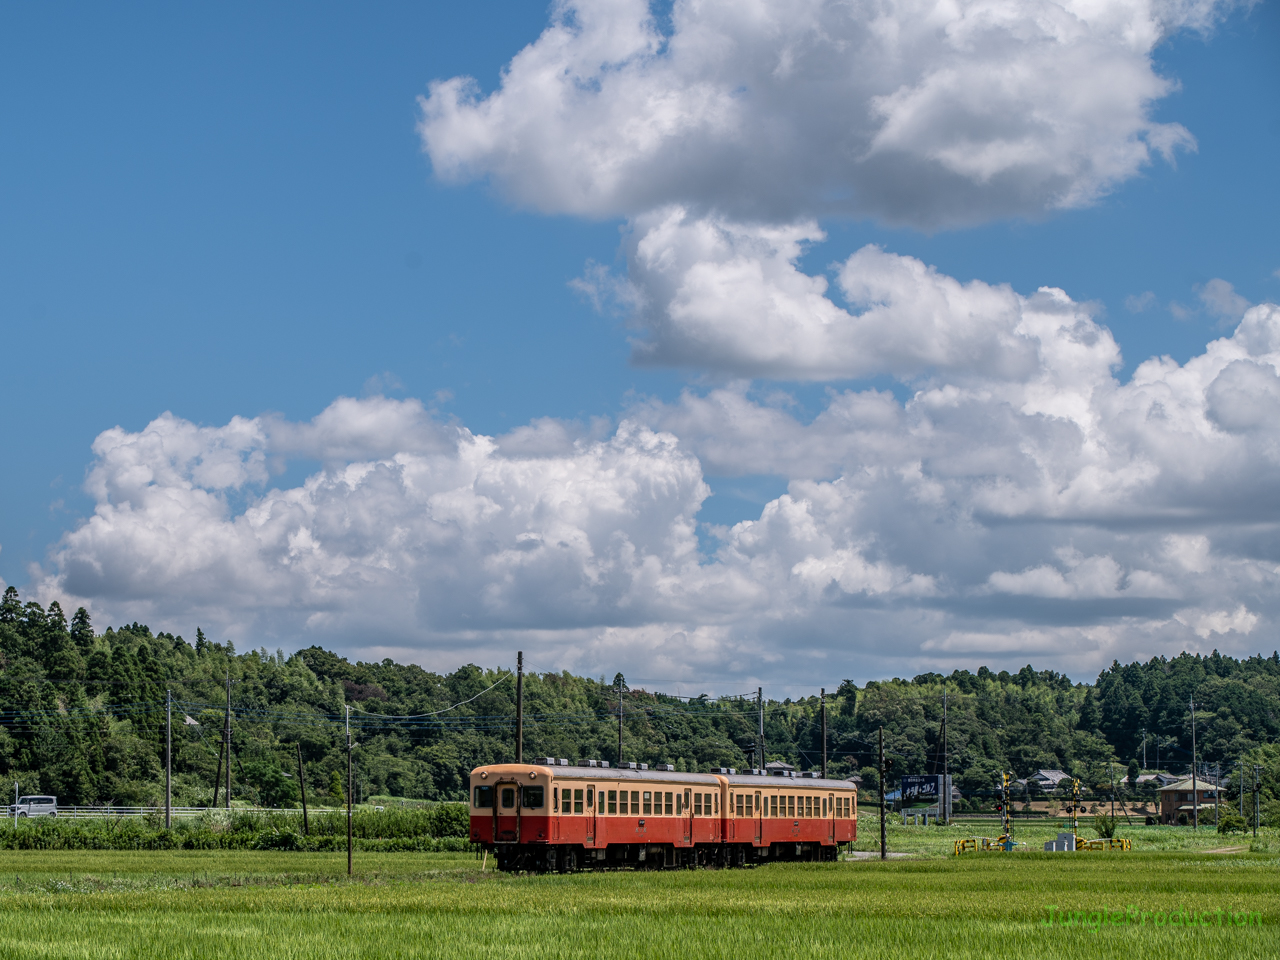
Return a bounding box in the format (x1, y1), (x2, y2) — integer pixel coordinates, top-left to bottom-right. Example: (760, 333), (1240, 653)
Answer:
(564, 847), (579, 873)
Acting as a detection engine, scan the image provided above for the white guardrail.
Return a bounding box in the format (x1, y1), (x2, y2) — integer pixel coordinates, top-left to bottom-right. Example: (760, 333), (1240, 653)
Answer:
(23, 806), (323, 819)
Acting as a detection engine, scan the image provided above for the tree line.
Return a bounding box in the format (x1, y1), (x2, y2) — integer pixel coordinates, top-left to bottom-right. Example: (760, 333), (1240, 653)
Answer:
(1, 587), (1278, 822)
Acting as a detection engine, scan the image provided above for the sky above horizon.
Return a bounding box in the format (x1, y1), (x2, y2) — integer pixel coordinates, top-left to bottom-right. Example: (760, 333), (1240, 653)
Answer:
(2, 0), (1278, 692)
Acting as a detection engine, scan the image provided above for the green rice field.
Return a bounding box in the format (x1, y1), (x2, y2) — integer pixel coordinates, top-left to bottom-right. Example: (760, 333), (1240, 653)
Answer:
(0, 825), (1274, 960)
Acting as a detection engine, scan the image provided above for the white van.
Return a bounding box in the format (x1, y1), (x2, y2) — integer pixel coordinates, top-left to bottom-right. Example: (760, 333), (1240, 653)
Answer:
(10, 796), (57, 818)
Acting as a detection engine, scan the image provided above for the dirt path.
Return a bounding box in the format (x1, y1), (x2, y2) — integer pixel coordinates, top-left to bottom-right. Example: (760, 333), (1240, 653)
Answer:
(1200, 845), (1249, 854)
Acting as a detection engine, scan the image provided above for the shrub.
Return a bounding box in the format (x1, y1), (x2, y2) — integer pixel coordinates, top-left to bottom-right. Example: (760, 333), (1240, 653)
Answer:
(1217, 812), (1247, 834)
(1094, 814), (1116, 838)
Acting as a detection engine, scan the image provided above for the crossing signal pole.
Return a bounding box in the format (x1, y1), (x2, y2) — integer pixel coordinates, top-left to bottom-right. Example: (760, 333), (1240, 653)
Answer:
(1070, 778), (1081, 836)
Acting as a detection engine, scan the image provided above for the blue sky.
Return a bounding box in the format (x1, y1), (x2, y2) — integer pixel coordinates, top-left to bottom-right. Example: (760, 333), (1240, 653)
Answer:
(2, 1), (1278, 687)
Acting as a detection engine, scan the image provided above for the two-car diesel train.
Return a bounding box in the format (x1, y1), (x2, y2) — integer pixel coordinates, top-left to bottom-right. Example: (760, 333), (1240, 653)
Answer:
(470, 759), (857, 872)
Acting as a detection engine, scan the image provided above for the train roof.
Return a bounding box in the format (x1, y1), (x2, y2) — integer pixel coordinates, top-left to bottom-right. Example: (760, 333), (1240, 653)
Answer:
(474, 763), (711, 786)
(725, 774), (855, 791)
(471, 762), (855, 791)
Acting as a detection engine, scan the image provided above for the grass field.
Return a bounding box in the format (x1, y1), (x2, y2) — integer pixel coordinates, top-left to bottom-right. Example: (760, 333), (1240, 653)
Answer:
(0, 834), (1274, 959)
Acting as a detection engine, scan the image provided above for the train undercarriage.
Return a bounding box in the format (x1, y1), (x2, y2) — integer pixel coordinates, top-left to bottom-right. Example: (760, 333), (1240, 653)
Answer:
(491, 841), (841, 873)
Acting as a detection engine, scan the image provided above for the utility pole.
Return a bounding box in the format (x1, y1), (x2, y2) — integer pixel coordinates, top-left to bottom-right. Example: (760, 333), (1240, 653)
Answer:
(757, 688), (764, 771)
(878, 726), (886, 860)
(296, 742), (309, 835)
(617, 674), (624, 767)
(165, 689), (172, 829)
(515, 652), (523, 764)
(1240, 759), (1245, 818)
(212, 730), (223, 808)
(1190, 696), (1197, 830)
(224, 676), (232, 810)
(1142, 728), (1146, 769)
(1254, 765), (1261, 839)
(346, 705), (353, 876)
(941, 682), (948, 823)
(820, 689), (827, 779)
(1214, 762), (1220, 827)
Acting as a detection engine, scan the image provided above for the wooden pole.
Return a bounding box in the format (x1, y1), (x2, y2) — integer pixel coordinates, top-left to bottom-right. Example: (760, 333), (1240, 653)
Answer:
(165, 689), (172, 829)
(617, 675), (624, 767)
(346, 705), (353, 876)
(820, 689), (827, 779)
(224, 676), (232, 810)
(1190, 696), (1198, 830)
(515, 652), (523, 764)
(296, 742), (309, 835)
(757, 688), (764, 771)
(878, 726), (886, 860)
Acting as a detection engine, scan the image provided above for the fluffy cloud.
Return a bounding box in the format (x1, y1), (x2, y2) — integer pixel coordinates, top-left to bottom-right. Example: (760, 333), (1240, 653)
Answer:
(420, 0), (1224, 227)
(614, 209), (1047, 379)
(37, 294), (1280, 683)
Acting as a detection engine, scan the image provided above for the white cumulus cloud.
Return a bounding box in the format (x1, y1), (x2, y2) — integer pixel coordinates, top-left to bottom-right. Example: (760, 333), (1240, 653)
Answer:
(32, 296), (1280, 684)
(420, 0), (1225, 228)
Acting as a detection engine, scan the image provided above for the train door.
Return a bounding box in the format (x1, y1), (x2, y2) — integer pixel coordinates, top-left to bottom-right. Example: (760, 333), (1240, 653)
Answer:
(552, 783), (560, 840)
(827, 793), (835, 843)
(754, 791), (762, 844)
(493, 781), (519, 843)
(585, 785), (596, 845)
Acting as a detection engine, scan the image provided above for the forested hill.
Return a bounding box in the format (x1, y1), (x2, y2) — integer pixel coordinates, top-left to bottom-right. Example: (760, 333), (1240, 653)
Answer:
(2, 586), (1279, 813)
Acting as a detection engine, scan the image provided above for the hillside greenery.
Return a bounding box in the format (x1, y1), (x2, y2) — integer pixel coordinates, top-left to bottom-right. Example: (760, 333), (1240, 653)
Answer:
(2, 586), (1279, 822)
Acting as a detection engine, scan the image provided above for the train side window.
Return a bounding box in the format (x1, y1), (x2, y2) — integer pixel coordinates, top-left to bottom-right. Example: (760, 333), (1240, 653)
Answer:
(573, 789), (583, 814)
(608, 790), (617, 814)
(474, 786), (494, 808)
(755, 792), (761, 814)
(600, 790), (606, 813)
(619, 791), (628, 815)
(631, 790), (639, 813)
(822, 797), (827, 816)
(675, 794), (682, 815)
(684, 789), (691, 813)
(643, 791), (652, 815)
(694, 794), (702, 816)
(501, 787), (515, 809)
(769, 795), (776, 817)
(553, 787), (558, 812)
(789, 796), (796, 818)
(523, 786), (544, 809)
(735, 793), (743, 818)
(664, 792), (673, 815)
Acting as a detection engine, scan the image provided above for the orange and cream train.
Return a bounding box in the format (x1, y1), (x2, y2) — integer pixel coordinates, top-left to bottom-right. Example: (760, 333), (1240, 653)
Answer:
(470, 759), (857, 872)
